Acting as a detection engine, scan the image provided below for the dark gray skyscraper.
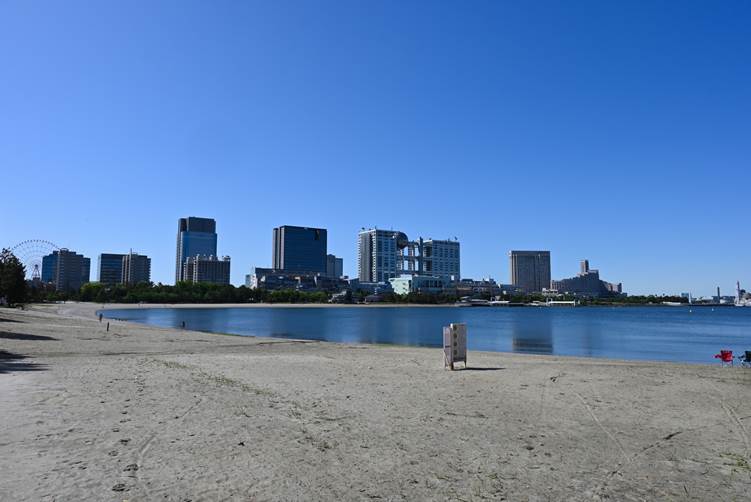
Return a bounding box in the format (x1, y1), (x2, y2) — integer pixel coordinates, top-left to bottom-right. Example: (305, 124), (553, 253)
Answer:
(122, 251), (151, 285)
(183, 255), (231, 284)
(176, 217), (217, 283)
(509, 250), (551, 293)
(272, 225), (327, 274)
(42, 249), (91, 292)
(326, 254), (343, 278)
(98, 253), (125, 284)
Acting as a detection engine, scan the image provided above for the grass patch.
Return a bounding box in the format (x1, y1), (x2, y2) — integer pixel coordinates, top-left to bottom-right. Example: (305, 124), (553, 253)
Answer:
(721, 452), (751, 471)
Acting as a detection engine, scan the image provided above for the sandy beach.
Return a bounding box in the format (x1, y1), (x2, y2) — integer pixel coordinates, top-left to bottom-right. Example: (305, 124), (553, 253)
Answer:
(1, 303), (749, 501)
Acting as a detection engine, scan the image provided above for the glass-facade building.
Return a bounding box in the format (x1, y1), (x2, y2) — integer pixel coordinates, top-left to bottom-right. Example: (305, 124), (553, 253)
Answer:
(183, 255), (230, 284)
(326, 254), (343, 278)
(98, 253), (125, 284)
(41, 253), (57, 283)
(272, 225), (327, 274)
(41, 249), (91, 292)
(175, 217), (218, 283)
(122, 252), (152, 285)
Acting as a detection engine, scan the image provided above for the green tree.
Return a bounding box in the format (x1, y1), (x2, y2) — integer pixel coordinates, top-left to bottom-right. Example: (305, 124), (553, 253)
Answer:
(0, 249), (27, 306)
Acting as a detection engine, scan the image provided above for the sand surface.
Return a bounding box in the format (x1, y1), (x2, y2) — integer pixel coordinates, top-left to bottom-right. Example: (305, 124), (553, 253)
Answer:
(1, 303), (749, 501)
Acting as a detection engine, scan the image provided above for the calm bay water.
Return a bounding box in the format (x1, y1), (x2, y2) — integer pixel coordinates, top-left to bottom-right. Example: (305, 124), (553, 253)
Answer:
(101, 306), (751, 364)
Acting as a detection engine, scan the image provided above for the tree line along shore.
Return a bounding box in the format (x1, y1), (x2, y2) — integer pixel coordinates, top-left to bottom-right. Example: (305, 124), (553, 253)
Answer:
(27, 280), (689, 306)
(1, 247), (689, 307)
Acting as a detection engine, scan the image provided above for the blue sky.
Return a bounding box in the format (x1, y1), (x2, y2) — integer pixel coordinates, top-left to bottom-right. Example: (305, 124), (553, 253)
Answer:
(1, 1), (749, 296)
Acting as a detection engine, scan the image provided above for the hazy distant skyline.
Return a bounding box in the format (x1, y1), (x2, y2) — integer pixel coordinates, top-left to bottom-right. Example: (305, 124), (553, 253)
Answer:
(2, 1), (749, 296)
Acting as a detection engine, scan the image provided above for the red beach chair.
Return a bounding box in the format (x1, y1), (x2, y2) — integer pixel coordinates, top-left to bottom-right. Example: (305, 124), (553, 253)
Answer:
(714, 350), (733, 366)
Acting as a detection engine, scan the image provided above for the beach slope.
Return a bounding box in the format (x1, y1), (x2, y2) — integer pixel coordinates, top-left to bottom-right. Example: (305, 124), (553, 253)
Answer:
(1, 303), (749, 500)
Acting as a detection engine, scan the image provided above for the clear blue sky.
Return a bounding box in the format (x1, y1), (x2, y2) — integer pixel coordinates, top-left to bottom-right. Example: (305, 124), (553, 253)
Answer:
(1, 1), (749, 296)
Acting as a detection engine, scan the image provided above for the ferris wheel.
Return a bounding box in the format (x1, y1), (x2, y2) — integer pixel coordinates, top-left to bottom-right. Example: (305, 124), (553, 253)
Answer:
(9, 240), (61, 281)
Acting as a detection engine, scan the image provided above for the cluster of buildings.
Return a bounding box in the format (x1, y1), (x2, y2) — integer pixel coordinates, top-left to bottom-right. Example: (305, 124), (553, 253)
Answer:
(39, 216), (228, 292)
(175, 217), (230, 285)
(248, 226), (623, 299)
(40, 248), (152, 292)
(35, 216), (625, 298)
(550, 258), (622, 297)
(247, 225), (346, 292)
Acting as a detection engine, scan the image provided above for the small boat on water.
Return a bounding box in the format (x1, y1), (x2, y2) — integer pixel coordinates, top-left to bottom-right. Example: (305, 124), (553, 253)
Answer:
(455, 298), (491, 307)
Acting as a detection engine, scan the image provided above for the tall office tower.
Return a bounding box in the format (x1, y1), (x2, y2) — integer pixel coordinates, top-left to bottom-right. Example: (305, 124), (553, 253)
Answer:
(122, 251), (151, 285)
(357, 228), (404, 283)
(326, 254), (344, 278)
(97, 253), (125, 284)
(183, 255), (231, 285)
(509, 250), (551, 293)
(41, 249), (91, 292)
(422, 239), (461, 280)
(272, 225), (327, 274)
(176, 217), (217, 283)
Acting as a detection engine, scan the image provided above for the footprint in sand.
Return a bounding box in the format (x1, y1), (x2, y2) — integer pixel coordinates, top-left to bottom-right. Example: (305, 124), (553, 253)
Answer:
(112, 483), (127, 492)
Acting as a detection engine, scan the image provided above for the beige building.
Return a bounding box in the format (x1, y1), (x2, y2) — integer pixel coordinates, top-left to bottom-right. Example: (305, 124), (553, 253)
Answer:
(509, 250), (551, 293)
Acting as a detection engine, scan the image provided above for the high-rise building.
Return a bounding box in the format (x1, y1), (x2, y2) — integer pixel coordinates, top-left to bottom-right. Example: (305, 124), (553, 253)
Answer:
(509, 250), (551, 293)
(422, 239), (460, 280)
(176, 217), (217, 283)
(41, 249), (91, 292)
(41, 253), (57, 283)
(97, 253), (125, 284)
(358, 229), (404, 283)
(326, 254), (343, 278)
(122, 251), (151, 285)
(272, 225), (327, 274)
(358, 228), (461, 283)
(183, 255), (231, 284)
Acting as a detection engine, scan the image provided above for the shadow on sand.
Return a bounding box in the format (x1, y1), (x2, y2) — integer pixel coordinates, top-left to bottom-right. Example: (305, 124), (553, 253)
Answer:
(0, 350), (47, 374)
(460, 367), (506, 372)
(0, 331), (57, 341)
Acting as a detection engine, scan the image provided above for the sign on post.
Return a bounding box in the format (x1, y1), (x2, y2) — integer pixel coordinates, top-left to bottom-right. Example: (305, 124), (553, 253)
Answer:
(443, 323), (467, 370)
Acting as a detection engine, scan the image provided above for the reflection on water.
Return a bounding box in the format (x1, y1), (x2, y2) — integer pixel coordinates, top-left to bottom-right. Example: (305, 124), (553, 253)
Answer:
(511, 312), (553, 354)
(100, 306), (751, 364)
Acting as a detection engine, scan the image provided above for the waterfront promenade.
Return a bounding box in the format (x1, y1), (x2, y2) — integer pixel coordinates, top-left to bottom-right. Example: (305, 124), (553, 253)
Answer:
(1, 303), (749, 500)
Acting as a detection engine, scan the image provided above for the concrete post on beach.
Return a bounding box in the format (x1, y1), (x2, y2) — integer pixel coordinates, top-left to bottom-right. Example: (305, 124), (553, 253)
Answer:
(443, 323), (467, 370)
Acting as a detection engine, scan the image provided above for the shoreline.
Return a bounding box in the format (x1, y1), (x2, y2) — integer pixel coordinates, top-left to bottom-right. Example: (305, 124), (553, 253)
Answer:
(1, 303), (749, 500)
(58, 300), (721, 312)
(94, 304), (718, 368)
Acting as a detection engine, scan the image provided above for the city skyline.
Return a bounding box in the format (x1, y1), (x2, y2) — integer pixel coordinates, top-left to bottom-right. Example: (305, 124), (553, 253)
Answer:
(9, 217), (750, 298)
(1, 2), (749, 296)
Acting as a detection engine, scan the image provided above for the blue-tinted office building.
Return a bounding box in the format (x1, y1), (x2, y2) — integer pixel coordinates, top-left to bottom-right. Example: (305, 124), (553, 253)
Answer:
(272, 225), (327, 274)
(175, 217), (218, 283)
(98, 253), (125, 284)
(41, 253), (57, 283)
(41, 249), (91, 291)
